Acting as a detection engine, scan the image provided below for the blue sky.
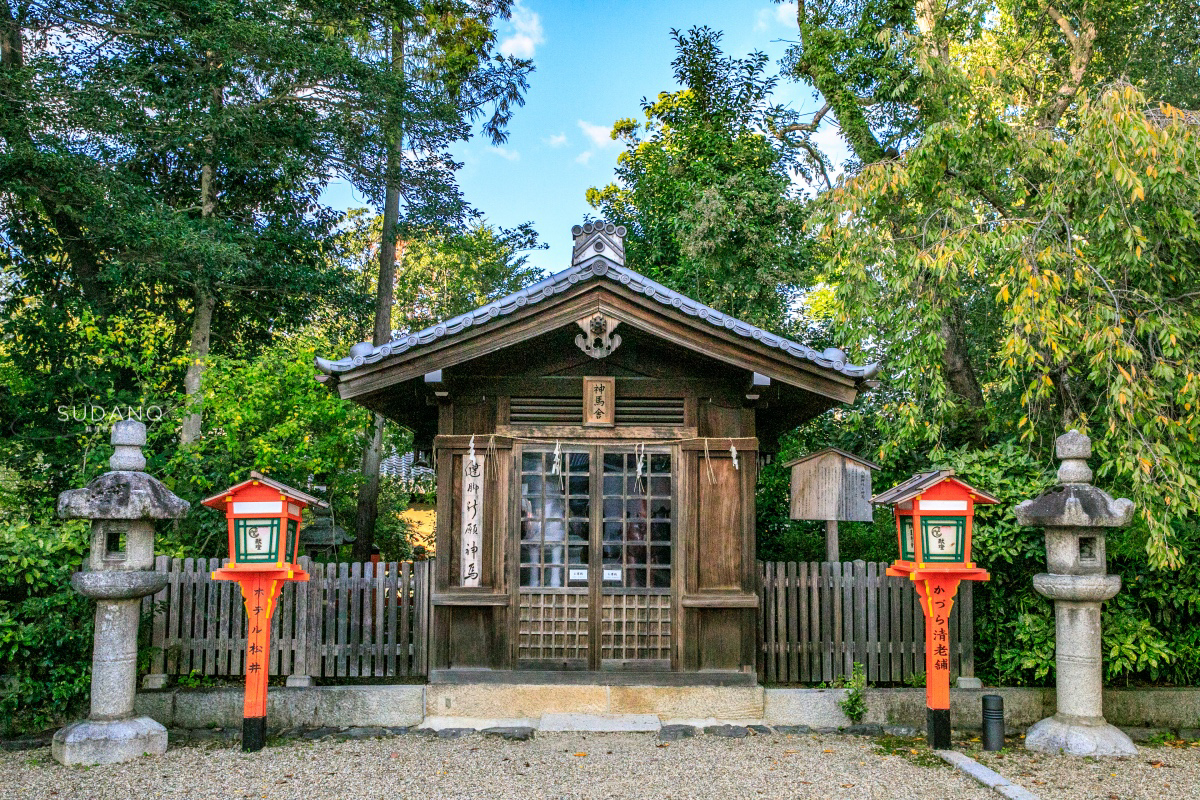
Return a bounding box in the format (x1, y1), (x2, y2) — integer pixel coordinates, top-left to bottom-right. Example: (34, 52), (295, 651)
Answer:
(321, 1), (844, 275)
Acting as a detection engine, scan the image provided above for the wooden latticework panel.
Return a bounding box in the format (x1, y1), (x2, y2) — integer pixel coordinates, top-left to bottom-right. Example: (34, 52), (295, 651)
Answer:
(600, 593), (671, 661)
(517, 592), (589, 661)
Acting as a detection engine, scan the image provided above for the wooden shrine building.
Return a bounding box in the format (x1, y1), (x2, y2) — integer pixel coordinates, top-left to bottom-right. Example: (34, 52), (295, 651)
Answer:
(315, 222), (879, 684)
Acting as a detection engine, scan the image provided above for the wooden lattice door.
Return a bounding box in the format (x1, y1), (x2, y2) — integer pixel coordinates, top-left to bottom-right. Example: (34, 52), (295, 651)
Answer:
(515, 445), (674, 671)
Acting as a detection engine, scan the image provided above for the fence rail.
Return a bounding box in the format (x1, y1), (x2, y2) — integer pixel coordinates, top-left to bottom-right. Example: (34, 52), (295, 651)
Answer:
(141, 556), (432, 679)
(142, 557), (971, 686)
(757, 560), (973, 685)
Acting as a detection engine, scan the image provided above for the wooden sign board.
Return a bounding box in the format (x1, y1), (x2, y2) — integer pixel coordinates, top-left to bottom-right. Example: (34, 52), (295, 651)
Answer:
(583, 376), (615, 427)
(786, 448), (876, 522)
(460, 455), (485, 586)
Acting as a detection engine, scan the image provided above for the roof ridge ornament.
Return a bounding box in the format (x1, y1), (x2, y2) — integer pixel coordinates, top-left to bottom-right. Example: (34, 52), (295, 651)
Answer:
(572, 221), (626, 268)
(575, 312), (621, 358)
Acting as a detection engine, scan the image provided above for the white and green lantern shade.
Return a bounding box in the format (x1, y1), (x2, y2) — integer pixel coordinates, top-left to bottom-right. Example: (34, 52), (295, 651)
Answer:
(235, 517), (281, 563)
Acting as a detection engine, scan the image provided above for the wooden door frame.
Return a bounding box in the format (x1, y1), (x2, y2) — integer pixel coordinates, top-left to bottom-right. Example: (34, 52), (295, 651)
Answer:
(509, 440), (679, 673)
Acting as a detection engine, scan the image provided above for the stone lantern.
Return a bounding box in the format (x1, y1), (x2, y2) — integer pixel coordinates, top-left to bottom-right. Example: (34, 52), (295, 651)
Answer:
(1016, 430), (1137, 756)
(52, 420), (189, 766)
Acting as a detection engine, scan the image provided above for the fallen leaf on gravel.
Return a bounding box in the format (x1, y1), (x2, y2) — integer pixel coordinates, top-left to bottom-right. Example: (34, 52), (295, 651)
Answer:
(840, 784), (854, 788)
(656, 743), (669, 748)
(823, 749), (833, 753)
(574, 752), (587, 757)
(1149, 760), (1164, 767)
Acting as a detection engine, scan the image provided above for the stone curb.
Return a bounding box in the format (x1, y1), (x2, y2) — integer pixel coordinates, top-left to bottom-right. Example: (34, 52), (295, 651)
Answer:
(936, 749), (1041, 800)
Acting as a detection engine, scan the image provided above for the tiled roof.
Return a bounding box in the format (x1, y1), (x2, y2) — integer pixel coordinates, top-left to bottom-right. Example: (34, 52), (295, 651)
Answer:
(315, 254), (880, 381)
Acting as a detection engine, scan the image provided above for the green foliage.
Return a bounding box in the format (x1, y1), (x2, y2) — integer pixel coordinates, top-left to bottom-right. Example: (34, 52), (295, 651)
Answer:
(838, 661), (869, 724)
(0, 517), (93, 734)
(588, 27), (813, 331)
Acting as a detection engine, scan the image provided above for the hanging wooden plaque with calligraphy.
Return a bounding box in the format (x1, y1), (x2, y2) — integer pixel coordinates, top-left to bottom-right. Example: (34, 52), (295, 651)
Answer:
(583, 376), (615, 427)
(460, 455), (485, 587)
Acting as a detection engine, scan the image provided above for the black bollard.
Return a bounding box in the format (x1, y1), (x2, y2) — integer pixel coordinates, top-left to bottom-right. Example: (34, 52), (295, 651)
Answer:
(982, 694), (1005, 751)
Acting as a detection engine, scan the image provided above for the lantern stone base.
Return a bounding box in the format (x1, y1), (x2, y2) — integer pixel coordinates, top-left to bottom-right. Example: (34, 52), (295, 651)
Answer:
(1024, 713), (1136, 756)
(51, 716), (167, 766)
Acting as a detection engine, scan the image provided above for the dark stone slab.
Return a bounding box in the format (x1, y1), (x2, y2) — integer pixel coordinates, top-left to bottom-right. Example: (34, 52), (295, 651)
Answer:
(705, 725), (749, 738)
(0, 729), (55, 752)
(384, 726), (416, 736)
(1123, 727), (1172, 743)
(883, 726), (920, 737)
(300, 726), (340, 740)
(747, 725), (773, 735)
(1180, 728), (1200, 741)
(658, 725), (698, 741)
(335, 727), (387, 740)
(482, 726), (535, 741)
(772, 725), (814, 735)
(843, 724), (884, 736)
(435, 727), (475, 739)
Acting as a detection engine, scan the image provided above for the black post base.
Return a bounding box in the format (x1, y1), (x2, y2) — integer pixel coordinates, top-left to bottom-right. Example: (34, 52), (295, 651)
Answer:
(243, 716), (267, 752)
(927, 707), (951, 750)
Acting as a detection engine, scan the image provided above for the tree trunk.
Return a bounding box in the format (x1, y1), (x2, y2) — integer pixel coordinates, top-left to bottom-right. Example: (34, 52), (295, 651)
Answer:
(180, 290), (216, 444)
(939, 311), (985, 409)
(352, 22), (405, 560)
(179, 81), (223, 445)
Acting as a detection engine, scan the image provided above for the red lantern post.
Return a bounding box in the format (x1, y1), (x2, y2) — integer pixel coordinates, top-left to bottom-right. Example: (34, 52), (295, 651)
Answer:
(874, 470), (997, 749)
(202, 472), (324, 751)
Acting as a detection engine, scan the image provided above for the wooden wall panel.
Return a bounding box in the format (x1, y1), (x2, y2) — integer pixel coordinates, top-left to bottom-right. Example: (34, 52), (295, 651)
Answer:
(697, 458), (743, 591)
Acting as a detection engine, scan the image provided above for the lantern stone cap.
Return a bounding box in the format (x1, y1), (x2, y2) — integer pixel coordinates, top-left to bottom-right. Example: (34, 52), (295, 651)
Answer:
(58, 470), (190, 521)
(781, 447), (880, 471)
(201, 470), (328, 510)
(1014, 431), (1134, 528)
(57, 421), (189, 521)
(871, 469), (999, 506)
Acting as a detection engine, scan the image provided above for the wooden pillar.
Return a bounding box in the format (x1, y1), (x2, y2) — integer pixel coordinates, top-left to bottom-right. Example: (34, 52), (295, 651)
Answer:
(825, 520), (839, 563)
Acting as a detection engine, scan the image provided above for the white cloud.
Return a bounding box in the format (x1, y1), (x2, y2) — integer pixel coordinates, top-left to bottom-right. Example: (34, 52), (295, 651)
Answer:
(498, 3), (544, 59)
(577, 120), (615, 149)
(490, 146), (520, 161)
(544, 132), (568, 148)
(755, 2), (797, 31)
(574, 120), (622, 165)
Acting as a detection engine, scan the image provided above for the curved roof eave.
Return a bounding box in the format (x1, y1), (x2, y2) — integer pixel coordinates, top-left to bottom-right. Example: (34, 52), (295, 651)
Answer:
(315, 256), (881, 382)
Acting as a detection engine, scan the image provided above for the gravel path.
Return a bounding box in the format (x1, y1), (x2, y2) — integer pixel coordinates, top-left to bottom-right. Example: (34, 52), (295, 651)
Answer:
(3, 731), (994, 800)
(970, 739), (1200, 800)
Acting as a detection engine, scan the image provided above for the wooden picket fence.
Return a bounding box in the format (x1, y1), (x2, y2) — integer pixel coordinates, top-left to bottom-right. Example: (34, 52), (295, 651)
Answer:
(140, 556), (432, 679)
(757, 560), (974, 685)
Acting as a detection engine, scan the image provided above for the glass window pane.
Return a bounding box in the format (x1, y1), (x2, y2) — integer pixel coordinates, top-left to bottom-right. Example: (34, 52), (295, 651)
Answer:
(522, 452), (543, 472)
(603, 475), (622, 495)
(568, 498), (589, 518)
(650, 522), (670, 542)
(603, 521), (622, 542)
(650, 454), (671, 473)
(543, 544), (566, 565)
(568, 546), (588, 564)
(626, 499), (646, 519)
(603, 453), (623, 473)
(569, 521), (588, 541)
(651, 545), (671, 566)
(651, 569), (671, 588)
(520, 567), (538, 587)
(650, 499), (671, 519)
(603, 498), (622, 519)
(568, 452), (590, 472)
(649, 476), (670, 496)
(544, 566), (564, 588)
(627, 520), (646, 541)
(627, 544), (647, 564)
(520, 544), (539, 564)
(628, 569), (647, 588)
(568, 475), (589, 495)
(602, 545), (622, 563)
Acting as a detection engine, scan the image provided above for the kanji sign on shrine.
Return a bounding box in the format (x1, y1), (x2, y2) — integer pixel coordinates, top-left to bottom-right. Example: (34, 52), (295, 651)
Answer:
(202, 472), (323, 751)
(873, 469), (997, 749)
